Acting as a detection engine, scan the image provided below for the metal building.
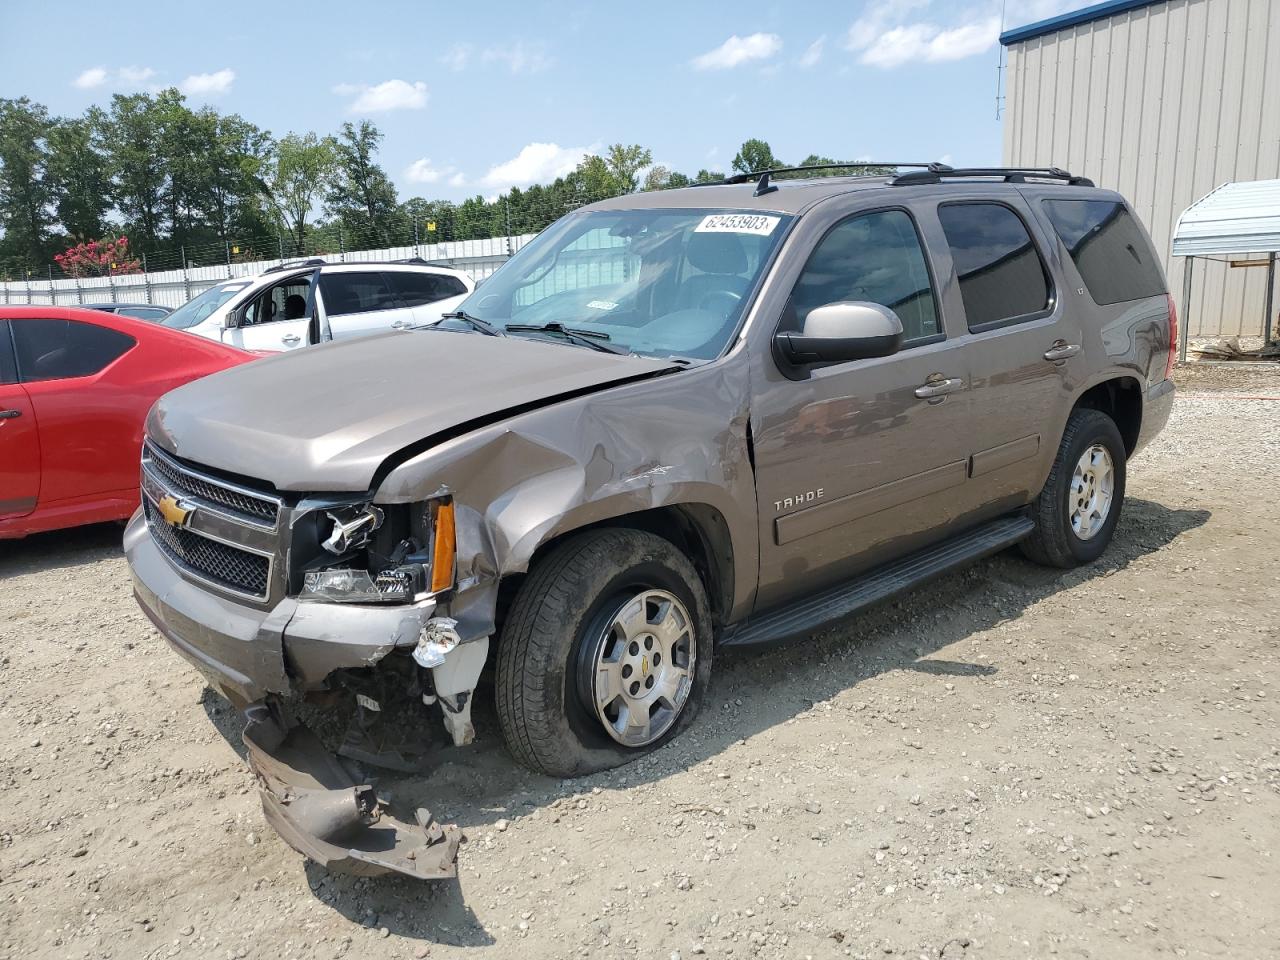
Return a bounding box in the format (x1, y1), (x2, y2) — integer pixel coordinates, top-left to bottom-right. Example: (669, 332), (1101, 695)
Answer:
(1000, 0), (1280, 343)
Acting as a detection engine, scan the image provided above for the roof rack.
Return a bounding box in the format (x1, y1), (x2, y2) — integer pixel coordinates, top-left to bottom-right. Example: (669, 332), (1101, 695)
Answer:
(263, 256), (461, 274)
(264, 257), (327, 273)
(717, 162), (946, 197)
(888, 166), (1095, 187)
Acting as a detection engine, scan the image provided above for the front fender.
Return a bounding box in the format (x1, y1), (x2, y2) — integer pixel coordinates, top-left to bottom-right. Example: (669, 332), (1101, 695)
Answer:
(375, 361), (759, 642)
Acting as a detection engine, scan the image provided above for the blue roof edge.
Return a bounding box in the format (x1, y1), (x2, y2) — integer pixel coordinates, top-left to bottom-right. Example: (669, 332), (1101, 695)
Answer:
(1000, 0), (1166, 45)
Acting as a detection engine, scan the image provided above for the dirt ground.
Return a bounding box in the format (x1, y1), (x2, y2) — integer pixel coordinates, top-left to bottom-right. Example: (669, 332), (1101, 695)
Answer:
(2, 364), (1278, 960)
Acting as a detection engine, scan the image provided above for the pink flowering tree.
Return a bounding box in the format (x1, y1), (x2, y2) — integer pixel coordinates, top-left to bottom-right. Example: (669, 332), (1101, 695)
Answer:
(54, 236), (143, 278)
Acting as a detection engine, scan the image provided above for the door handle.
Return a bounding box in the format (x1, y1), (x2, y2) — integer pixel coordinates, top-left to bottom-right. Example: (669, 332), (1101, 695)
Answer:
(281, 334), (301, 345)
(914, 377), (965, 400)
(0, 409), (21, 420)
(1044, 341), (1081, 362)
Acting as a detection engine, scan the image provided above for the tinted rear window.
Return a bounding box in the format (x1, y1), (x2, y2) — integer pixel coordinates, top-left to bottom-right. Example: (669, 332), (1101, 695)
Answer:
(937, 202), (1051, 331)
(1042, 199), (1167, 305)
(386, 271), (467, 307)
(319, 272), (398, 316)
(13, 318), (136, 382)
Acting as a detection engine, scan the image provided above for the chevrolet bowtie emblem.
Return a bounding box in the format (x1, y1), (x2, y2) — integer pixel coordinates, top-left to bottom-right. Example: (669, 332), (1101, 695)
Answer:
(157, 494), (194, 527)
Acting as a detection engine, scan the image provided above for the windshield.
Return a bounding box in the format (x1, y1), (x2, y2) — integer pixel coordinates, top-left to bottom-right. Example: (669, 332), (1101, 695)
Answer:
(162, 281), (249, 330)
(454, 208), (791, 361)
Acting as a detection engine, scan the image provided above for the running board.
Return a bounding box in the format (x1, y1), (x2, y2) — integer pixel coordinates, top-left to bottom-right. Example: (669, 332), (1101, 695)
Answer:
(722, 514), (1035, 647)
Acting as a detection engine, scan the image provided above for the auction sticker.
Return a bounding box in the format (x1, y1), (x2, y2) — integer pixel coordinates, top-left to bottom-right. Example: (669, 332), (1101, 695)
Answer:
(694, 213), (780, 236)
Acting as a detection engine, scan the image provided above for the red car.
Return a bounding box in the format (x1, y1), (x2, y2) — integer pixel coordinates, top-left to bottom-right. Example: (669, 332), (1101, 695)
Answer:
(0, 306), (255, 539)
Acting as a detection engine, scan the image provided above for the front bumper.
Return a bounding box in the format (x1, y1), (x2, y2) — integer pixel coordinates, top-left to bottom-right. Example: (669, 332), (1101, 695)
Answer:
(125, 508), (436, 705)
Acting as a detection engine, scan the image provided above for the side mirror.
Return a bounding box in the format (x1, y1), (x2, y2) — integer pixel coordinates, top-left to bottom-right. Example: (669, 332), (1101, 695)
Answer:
(774, 301), (904, 365)
(225, 306), (243, 330)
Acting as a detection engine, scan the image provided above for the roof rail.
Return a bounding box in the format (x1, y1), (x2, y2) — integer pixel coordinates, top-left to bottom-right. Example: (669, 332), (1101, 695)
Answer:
(721, 161), (946, 187)
(264, 257), (327, 273)
(889, 166), (1095, 187)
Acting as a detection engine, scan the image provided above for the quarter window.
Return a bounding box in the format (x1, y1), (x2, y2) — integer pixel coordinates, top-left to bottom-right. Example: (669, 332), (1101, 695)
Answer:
(385, 271), (468, 307)
(1042, 199), (1167, 304)
(319, 272), (398, 317)
(12, 319), (136, 382)
(938, 203), (1051, 331)
(788, 209), (940, 344)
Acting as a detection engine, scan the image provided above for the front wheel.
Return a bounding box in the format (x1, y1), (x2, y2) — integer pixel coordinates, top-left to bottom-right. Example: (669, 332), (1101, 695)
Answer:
(1021, 408), (1127, 568)
(496, 529), (713, 778)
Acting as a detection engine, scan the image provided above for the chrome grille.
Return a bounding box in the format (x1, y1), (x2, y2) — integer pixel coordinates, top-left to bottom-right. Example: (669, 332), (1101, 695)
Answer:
(144, 498), (270, 599)
(143, 441), (279, 526)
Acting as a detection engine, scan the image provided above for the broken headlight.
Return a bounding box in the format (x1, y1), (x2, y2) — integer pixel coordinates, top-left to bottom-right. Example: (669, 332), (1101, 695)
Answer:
(298, 499), (456, 604)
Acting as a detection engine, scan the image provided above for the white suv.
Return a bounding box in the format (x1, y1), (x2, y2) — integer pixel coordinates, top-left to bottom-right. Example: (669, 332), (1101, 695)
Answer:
(161, 259), (476, 352)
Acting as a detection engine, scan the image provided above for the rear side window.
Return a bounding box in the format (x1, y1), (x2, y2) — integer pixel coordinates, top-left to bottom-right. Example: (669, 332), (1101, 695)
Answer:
(789, 209), (941, 344)
(1042, 199), (1167, 304)
(117, 306), (169, 322)
(386, 272), (468, 307)
(13, 319), (136, 382)
(938, 203), (1051, 331)
(319, 272), (398, 317)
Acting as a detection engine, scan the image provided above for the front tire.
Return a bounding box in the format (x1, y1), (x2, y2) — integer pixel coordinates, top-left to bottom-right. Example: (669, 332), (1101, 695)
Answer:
(1021, 408), (1127, 568)
(496, 529), (713, 778)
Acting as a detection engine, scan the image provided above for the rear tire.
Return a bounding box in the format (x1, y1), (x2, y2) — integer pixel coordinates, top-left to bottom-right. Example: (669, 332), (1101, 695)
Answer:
(496, 528), (713, 778)
(1021, 408), (1127, 568)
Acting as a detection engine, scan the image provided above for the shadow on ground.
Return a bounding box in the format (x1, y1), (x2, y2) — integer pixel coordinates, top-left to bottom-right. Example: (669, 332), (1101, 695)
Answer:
(184, 499), (1209, 944)
(0, 521), (123, 576)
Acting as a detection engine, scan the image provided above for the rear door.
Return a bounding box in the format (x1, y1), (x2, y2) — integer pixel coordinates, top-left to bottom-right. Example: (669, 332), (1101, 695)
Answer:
(10, 316), (139, 503)
(934, 198), (1082, 503)
(0, 320), (40, 519)
(319, 270), (417, 338)
(384, 270), (472, 325)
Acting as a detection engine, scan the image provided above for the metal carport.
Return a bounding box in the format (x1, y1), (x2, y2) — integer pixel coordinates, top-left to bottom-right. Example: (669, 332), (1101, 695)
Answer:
(1172, 179), (1280, 360)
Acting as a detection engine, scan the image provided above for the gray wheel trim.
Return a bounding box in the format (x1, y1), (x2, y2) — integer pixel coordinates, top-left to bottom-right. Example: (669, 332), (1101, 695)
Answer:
(587, 588), (696, 747)
(1069, 442), (1115, 541)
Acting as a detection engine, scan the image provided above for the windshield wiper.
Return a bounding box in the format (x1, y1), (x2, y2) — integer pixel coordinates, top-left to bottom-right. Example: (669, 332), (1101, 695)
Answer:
(438, 310), (506, 337)
(505, 322), (630, 355)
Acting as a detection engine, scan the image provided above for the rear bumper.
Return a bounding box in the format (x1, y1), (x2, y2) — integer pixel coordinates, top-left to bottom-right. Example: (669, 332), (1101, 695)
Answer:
(1135, 377), (1175, 456)
(124, 509), (437, 705)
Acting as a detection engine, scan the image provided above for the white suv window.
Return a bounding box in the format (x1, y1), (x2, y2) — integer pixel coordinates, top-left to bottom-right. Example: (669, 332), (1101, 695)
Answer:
(319, 272), (399, 316)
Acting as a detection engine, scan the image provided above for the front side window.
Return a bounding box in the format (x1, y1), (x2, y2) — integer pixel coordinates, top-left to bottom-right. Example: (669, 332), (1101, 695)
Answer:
(319, 272), (398, 317)
(162, 281), (249, 330)
(13, 319), (136, 382)
(1042, 199), (1166, 305)
(787, 209), (940, 344)
(243, 278), (311, 326)
(938, 202), (1051, 331)
(455, 208), (792, 361)
(386, 271), (468, 306)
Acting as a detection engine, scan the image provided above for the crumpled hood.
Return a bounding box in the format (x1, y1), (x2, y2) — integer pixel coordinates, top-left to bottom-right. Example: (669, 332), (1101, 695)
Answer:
(148, 329), (677, 491)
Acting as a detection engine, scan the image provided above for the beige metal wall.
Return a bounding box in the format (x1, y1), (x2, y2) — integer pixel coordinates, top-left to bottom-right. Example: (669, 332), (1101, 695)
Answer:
(1002, 0), (1280, 339)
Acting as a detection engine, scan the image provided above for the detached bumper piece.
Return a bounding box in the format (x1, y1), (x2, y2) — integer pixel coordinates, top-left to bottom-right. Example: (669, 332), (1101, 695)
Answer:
(242, 701), (461, 880)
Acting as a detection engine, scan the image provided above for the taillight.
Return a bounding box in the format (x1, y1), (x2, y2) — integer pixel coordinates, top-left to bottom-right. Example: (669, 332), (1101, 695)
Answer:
(1164, 293), (1178, 380)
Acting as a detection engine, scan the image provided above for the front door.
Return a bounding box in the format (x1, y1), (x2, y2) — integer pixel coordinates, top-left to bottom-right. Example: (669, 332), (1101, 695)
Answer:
(0, 322), (39, 518)
(229, 272), (316, 352)
(750, 206), (974, 611)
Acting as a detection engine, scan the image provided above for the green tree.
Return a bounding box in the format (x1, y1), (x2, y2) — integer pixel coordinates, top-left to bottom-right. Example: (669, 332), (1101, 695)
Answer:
(46, 112), (110, 241)
(198, 110), (274, 243)
(603, 143), (652, 194)
(731, 138), (783, 175)
(326, 120), (399, 247)
(101, 92), (167, 245)
(266, 132), (338, 253)
(694, 168), (724, 183)
(0, 97), (55, 272)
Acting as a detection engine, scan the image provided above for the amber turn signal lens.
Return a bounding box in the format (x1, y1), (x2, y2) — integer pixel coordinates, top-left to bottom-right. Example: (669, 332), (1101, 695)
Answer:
(430, 501), (456, 593)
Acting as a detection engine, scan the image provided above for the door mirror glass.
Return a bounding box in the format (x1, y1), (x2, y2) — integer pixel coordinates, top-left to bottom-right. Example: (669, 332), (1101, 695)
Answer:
(775, 301), (903, 365)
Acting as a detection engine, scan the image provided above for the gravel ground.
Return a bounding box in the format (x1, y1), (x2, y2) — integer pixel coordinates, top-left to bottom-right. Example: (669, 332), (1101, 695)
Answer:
(2, 365), (1278, 960)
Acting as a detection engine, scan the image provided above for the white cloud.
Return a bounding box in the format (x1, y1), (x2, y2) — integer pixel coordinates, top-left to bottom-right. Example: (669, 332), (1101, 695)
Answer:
(75, 65), (158, 90)
(798, 36), (826, 68)
(692, 33), (782, 70)
(448, 171), (468, 188)
(404, 158), (458, 184)
(480, 142), (591, 191)
(117, 65), (156, 85)
(335, 79), (429, 113)
(180, 68), (235, 96)
(481, 41), (553, 74)
(440, 42), (473, 71)
(74, 67), (108, 89)
(846, 2), (1001, 68)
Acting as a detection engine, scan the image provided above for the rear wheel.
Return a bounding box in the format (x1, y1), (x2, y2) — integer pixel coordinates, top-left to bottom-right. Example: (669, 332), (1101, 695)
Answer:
(1021, 408), (1127, 568)
(496, 529), (713, 778)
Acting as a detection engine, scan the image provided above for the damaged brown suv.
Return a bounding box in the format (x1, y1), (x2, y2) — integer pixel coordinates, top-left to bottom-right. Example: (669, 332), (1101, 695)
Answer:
(126, 163), (1177, 879)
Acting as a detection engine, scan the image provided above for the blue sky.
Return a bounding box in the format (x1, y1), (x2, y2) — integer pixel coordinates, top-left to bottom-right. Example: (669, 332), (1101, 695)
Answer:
(1, 0), (1082, 202)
